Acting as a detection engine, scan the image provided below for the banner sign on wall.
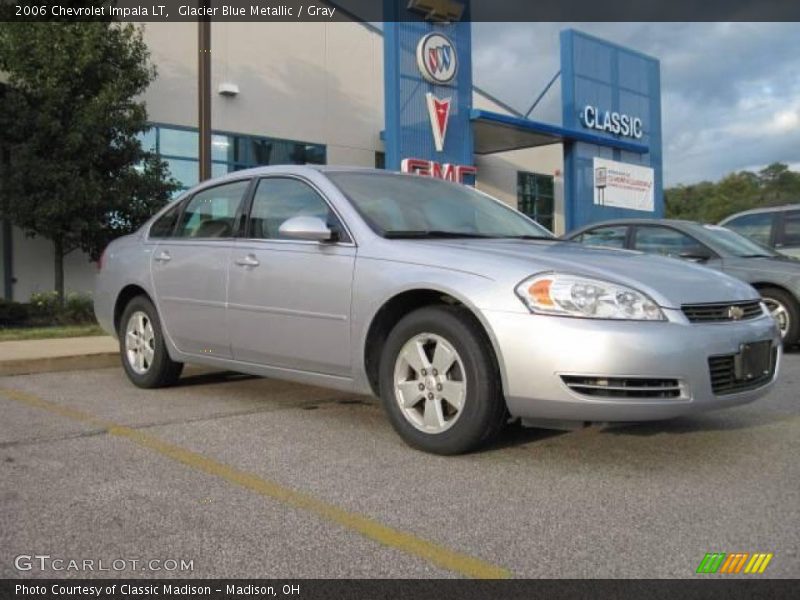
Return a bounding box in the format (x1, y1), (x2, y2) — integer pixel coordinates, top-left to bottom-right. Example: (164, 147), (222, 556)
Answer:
(592, 157), (654, 212)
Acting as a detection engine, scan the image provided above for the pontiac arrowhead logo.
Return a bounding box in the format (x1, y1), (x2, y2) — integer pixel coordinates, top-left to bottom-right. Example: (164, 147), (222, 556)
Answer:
(426, 92), (451, 152)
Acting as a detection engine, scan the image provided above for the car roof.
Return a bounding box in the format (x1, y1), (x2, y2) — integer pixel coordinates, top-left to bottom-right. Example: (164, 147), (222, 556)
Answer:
(566, 218), (703, 236)
(720, 203), (800, 221)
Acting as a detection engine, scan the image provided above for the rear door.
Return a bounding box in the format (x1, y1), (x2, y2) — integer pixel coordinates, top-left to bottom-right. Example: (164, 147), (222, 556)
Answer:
(151, 178), (251, 357)
(227, 176), (356, 375)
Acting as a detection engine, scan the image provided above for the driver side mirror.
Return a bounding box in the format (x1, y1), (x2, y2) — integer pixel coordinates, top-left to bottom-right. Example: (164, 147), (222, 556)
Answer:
(278, 215), (336, 242)
(678, 247), (714, 262)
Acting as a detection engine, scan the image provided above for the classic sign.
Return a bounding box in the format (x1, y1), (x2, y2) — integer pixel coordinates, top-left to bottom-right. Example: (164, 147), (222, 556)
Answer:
(582, 105), (643, 139)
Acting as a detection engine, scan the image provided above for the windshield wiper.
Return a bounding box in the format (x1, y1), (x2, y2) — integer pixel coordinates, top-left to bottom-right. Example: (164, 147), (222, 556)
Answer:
(738, 254), (773, 258)
(383, 230), (496, 239)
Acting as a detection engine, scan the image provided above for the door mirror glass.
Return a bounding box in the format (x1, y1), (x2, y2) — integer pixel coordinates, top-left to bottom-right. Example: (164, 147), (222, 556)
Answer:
(278, 216), (333, 242)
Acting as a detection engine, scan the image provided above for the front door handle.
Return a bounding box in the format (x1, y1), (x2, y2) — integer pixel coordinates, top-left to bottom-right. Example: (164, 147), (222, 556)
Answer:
(154, 250), (171, 263)
(235, 254), (260, 267)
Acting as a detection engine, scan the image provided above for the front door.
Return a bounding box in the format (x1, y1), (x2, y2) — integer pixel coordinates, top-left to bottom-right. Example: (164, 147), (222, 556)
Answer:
(227, 176), (355, 376)
(151, 178), (250, 358)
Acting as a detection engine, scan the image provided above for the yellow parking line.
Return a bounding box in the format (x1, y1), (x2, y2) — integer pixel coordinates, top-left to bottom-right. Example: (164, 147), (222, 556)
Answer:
(0, 387), (511, 579)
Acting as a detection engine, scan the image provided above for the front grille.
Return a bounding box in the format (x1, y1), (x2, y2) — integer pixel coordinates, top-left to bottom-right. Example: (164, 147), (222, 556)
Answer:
(561, 376), (682, 399)
(708, 348), (778, 395)
(682, 301), (763, 323)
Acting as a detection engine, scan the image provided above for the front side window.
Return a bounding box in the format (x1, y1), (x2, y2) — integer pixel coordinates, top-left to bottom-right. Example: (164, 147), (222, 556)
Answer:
(724, 212), (774, 246)
(328, 172), (553, 239)
(576, 225), (628, 249)
(176, 179), (250, 239)
(149, 202), (182, 238)
(633, 226), (708, 257)
(248, 178), (345, 240)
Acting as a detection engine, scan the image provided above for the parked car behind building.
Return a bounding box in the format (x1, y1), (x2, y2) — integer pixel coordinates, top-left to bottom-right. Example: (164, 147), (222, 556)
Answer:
(565, 219), (800, 346)
(719, 204), (800, 259)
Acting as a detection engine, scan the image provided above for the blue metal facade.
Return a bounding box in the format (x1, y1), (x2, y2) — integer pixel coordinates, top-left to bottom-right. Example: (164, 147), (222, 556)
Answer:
(383, 1), (474, 171)
(560, 29), (663, 231)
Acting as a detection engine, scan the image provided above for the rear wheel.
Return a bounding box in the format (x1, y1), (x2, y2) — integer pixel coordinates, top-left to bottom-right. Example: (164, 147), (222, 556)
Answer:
(119, 295), (183, 388)
(760, 287), (799, 347)
(378, 305), (506, 455)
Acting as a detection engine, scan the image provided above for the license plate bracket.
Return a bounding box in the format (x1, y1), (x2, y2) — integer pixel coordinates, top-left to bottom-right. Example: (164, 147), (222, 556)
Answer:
(734, 341), (772, 381)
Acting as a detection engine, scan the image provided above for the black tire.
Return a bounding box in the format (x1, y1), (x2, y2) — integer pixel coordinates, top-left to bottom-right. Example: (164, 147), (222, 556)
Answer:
(378, 305), (506, 455)
(118, 295), (183, 388)
(760, 287), (800, 347)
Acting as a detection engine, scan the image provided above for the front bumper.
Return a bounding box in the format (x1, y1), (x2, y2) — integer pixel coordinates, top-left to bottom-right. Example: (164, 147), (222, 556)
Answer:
(482, 308), (781, 422)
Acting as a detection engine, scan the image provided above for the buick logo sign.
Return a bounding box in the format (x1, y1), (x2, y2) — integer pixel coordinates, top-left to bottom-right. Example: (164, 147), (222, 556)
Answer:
(416, 33), (457, 85)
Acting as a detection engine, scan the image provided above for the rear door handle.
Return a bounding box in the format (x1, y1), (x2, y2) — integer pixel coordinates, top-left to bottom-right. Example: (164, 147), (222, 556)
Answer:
(235, 254), (260, 267)
(154, 250), (171, 263)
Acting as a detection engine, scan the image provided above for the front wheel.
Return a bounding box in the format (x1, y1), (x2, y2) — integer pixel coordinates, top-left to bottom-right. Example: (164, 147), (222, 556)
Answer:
(761, 287), (799, 347)
(378, 305), (506, 455)
(119, 295), (183, 388)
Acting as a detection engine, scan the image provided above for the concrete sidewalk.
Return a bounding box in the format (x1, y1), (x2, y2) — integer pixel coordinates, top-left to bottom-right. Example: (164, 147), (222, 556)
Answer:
(0, 335), (119, 376)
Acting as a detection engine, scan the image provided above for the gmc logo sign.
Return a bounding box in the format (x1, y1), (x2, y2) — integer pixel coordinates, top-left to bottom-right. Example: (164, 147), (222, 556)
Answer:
(401, 158), (477, 184)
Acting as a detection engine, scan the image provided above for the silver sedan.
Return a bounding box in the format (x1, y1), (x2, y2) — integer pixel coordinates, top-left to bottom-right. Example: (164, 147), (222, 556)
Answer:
(95, 166), (781, 454)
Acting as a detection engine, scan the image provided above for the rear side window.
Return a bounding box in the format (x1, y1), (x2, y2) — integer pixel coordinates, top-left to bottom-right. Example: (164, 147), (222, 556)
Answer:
(724, 212), (773, 246)
(149, 203), (181, 238)
(577, 226), (628, 249)
(176, 180), (250, 239)
(780, 210), (800, 246)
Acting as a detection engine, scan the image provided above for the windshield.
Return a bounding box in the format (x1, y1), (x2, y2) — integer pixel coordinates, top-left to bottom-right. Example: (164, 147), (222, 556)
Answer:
(327, 172), (554, 239)
(700, 224), (777, 257)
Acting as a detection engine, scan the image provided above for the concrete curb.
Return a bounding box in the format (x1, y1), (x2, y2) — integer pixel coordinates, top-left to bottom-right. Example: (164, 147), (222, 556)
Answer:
(0, 352), (120, 377)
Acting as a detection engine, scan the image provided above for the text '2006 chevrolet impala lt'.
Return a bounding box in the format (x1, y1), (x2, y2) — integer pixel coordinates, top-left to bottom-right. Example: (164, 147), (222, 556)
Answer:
(95, 166), (782, 454)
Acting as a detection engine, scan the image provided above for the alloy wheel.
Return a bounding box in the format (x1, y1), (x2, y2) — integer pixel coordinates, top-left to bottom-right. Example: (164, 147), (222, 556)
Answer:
(393, 333), (467, 434)
(125, 311), (155, 374)
(764, 298), (790, 339)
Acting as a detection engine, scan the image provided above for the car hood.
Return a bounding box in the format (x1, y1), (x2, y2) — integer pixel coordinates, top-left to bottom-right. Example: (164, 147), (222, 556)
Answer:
(724, 255), (800, 275)
(383, 239), (759, 309)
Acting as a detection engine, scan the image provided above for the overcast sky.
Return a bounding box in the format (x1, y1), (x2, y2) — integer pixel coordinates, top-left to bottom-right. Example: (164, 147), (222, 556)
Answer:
(471, 23), (800, 187)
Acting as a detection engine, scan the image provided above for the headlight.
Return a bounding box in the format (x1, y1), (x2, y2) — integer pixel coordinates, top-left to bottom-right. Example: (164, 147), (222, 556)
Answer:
(515, 272), (665, 321)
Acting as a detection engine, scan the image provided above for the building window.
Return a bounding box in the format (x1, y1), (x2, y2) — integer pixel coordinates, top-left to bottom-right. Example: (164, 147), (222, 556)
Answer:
(375, 152), (385, 169)
(517, 172), (554, 232)
(140, 124), (326, 191)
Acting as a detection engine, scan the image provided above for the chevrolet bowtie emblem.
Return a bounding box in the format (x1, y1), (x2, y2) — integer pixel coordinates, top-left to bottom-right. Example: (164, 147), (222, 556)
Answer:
(407, 0), (464, 21)
(727, 305), (745, 320)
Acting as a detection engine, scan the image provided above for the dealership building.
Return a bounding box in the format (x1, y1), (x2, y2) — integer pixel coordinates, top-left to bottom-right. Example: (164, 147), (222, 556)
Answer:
(1, 5), (663, 301)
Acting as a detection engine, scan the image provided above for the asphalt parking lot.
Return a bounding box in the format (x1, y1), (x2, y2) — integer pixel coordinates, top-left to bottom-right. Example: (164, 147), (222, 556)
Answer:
(1, 350), (798, 579)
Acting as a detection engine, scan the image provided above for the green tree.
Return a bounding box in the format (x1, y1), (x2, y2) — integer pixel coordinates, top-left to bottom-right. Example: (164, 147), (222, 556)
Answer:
(665, 162), (800, 223)
(0, 18), (178, 303)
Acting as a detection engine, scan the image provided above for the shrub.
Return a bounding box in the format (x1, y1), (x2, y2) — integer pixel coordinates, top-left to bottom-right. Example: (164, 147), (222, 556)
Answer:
(27, 291), (96, 325)
(0, 299), (30, 326)
(63, 292), (95, 324)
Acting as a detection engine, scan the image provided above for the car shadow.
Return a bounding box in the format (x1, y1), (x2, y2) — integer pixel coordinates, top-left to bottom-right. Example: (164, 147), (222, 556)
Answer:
(479, 421), (568, 452)
(173, 370), (260, 388)
(599, 410), (792, 437)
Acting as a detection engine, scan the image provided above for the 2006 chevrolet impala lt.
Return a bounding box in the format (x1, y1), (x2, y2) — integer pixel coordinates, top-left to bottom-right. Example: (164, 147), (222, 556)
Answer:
(95, 166), (782, 454)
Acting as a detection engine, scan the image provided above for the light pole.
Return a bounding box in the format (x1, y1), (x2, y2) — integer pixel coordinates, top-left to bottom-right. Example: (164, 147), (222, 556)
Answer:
(198, 3), (212, 182)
